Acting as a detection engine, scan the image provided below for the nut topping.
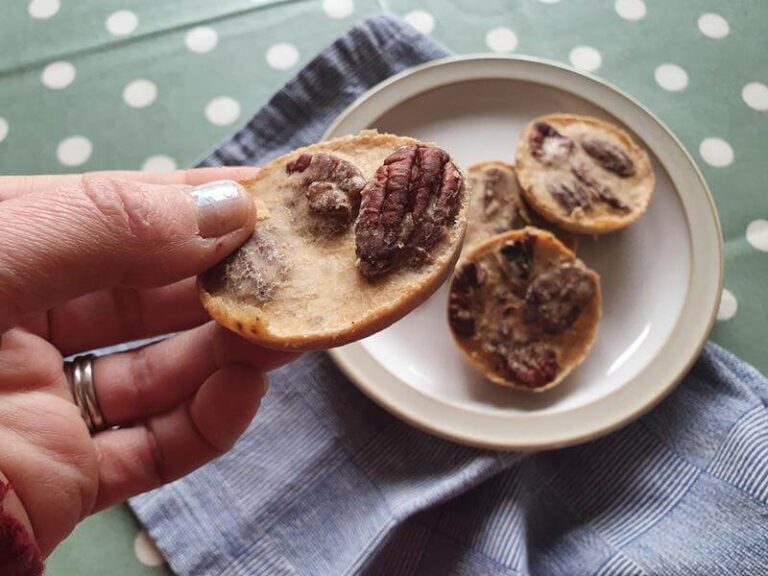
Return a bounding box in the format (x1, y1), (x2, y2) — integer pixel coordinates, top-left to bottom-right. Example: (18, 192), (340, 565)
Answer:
(482, 168), (530, 231)
(497, 234), (536, 298)
(546, 179), (591, 214)
(208, 230), (292, 304)
(503, 343), (560, 389)
(286, 152), (366, 229)
(529, 122), (575, 166)
(524, 263), (597, 334)
(571, 163), (630, 213)
(355, 145), (463, 279)
(499, 235), (535, 280)
(581, 137), (636, 178)
(448, 261), (482, 338)
(482, 169), (505, 217)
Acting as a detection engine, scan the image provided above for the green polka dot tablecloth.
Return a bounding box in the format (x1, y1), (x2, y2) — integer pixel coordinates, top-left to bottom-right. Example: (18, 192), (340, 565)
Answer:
(1, 0), (765, 573)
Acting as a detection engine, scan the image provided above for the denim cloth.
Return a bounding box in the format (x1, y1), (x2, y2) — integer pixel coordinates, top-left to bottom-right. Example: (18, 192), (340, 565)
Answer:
(129, 15), (768, 576)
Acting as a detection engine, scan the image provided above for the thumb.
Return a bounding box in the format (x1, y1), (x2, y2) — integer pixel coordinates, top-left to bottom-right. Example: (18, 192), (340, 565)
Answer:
(0, 175), (255, 331)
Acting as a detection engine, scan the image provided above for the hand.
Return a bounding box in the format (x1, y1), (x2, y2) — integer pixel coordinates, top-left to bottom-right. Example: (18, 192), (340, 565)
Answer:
(0, 168), (296, 568)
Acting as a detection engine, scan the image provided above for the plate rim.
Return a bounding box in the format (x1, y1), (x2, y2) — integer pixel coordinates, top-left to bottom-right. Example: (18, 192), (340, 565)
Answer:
(324, 54), (724, 450)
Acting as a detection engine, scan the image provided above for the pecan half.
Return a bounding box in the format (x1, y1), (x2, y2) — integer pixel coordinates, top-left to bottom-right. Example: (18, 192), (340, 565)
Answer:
(482, 168), (505, 217)
(571, 163), (630, 213)
(524, 263), (596, 334)
(448, 261), (482, 338)
(547, 179), (591, 214)
(207, 230), (292, 304)
(502, 342), (560, 389)
(286, 152), (366, 229)
(483, 168), (529, 230)
(581, 137), (636, 177)
(355, 145), (463, 279)
(498, 234), (536, 287)
(529, 122), (575, 166)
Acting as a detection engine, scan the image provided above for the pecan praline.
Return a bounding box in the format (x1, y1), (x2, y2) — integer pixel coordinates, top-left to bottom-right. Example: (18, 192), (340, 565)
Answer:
(355, 145), (463, 279)
(524, 263), (597, 334)
(581, 137), (636, 178)
(286, 152), (367, 228)
(529, 122), (575, 166)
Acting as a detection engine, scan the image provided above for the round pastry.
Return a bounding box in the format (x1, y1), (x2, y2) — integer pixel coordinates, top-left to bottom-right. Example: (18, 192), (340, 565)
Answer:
(448, 227), (601, 391)
(464, 161), (576, 253)
(200, 130), (468, 351)
(515, 114), (654, 234)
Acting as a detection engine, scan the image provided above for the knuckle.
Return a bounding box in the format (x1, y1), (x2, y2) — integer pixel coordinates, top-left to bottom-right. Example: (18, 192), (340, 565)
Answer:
(141, 420), (169, 484)
(129, 347), (156, 419)
(79, 174), (169, 247)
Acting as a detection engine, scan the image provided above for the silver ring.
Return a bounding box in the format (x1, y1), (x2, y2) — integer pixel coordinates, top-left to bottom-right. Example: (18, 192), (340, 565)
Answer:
(64, 354), (107, 434)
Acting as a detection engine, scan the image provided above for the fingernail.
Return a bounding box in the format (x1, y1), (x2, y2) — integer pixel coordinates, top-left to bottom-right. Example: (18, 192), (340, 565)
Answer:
(189, 180), (253, 238)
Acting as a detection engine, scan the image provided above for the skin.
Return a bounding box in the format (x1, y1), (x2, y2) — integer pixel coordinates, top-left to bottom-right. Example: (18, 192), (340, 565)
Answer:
(0, 168), (298, 566)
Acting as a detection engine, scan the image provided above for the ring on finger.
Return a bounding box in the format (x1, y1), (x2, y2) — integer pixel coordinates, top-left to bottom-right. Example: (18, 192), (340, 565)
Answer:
(63, 354), (108, 434)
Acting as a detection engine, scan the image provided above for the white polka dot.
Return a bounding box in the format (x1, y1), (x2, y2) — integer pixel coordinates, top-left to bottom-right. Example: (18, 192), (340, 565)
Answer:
(185, 26), (218, 54)
(123, 79), (157, 109)
(106, 10), (138, 37)
(0, 118), (8, 143)
(698, 13), (729, 39)
(322, 0), (354, 19)
(717, 288), (738, 321)
(134, 531), (164, 567)
(57, 136), (92, 167)
(746, 219), (768, 252)
(654, 63), (688, 92)
(404, 10), (435, 35)
(699, 137), (734, 168)
(569, 46), (602, 72)
(142, 155), (177, 173)
(742, 82), (768, 112)
(28, 0), (60, 19)
(538, 0), (561, 4)
(266, 43), (299, 70)
(205, 96), (241, 126)
(614, 0), (646, 21)
(41, 61), (76, 90)
(486, 27), (518, 53)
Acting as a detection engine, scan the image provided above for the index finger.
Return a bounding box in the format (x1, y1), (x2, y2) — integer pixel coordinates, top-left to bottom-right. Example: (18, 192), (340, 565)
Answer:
(0, 166), (261, 201)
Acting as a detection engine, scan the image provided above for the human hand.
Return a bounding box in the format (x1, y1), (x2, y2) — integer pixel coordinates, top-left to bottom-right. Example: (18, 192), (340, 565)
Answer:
(0, 168), (296, 573)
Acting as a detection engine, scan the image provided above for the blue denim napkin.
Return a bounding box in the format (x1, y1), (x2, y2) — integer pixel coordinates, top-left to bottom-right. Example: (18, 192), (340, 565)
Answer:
(129, 14), (768, 576)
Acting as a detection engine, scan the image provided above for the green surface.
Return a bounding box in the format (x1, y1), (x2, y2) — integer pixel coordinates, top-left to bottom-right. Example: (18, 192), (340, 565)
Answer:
(1, 0), (765, 574)
(48, 507), (169, 575)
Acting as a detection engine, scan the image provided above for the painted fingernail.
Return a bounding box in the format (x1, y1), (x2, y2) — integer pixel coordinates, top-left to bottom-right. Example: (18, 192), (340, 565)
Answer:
(189, 180), (252, 238)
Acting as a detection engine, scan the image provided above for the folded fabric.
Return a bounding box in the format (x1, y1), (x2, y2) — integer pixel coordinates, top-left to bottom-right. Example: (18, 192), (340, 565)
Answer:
(130, 14), (768, 576)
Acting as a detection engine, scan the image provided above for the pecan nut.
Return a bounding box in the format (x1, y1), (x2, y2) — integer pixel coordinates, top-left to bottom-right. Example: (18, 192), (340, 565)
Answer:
(497, 234), (536, 298)
(529, 122), (575, 166)
(524, 263), (596, 334)
(207, 230), (292, 304)
(571, 163), (630, 213)
(286, 152), (366, 228)
(502, 342), (560, 389)
(448, 261), (482, 338)
(482, 168), (504, 217)
(546, 179), (591, 214)
(482, 168), (529, 230)
(499, 235), (535, 280)
(581, 137), (636, 177)
(355, 145), (463, 279)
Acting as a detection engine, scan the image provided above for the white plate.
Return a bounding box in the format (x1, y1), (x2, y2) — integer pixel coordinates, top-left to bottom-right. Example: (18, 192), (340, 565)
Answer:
(324, 56), (722, 450)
